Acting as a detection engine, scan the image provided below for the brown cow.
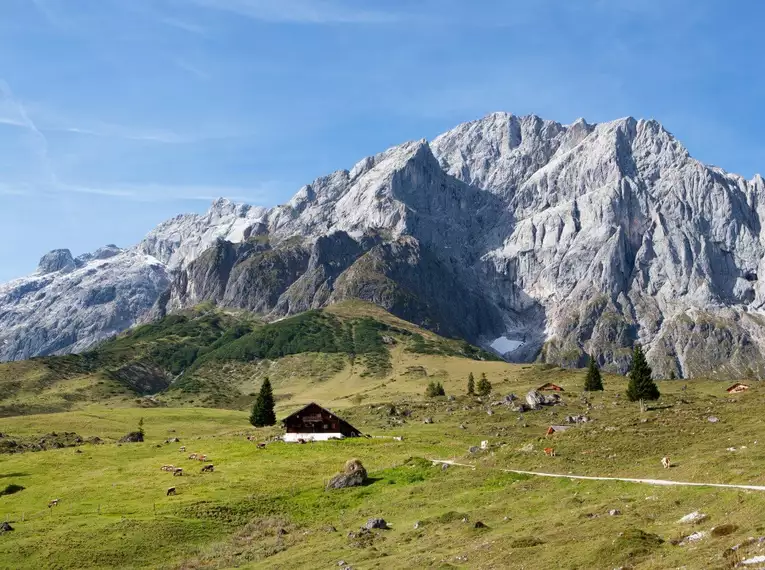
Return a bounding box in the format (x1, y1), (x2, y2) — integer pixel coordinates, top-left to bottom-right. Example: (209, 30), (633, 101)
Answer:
(543, 447), (556, 457)
(201, 464), (214, 473)
(166, 487), (176, 496)
(197, 454), (207, 462)
(661, 456), (671, 469)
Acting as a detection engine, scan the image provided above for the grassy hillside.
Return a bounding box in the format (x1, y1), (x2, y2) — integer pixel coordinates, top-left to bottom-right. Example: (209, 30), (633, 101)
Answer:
(0, 301), (499, 416)
(1, 375), (765, 569)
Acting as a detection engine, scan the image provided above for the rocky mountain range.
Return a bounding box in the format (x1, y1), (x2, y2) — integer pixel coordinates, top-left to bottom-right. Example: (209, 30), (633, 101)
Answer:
(3, 111), (765, 379)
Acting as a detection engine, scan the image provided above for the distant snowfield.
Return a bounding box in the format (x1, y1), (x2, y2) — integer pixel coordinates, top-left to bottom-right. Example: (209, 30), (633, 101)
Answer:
(490, 336), (524, 354)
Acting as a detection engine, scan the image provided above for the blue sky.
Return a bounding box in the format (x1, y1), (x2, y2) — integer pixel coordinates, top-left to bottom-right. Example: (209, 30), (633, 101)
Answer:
(1, 0), (764, 281)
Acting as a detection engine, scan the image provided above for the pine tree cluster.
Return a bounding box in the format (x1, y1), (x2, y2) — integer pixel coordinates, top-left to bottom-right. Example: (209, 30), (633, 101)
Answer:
(425, 381), (446, 398)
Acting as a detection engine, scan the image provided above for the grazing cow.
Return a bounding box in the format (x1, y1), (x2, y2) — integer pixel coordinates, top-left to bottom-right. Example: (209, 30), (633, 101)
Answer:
(480, 440), (489, 450)
(48, 499), (60, 508)
(201, 464), (214, 473)
(661, 456), (671, 469)
(166, 487), (176, 496)
(173, 468), (183, 477)
(179, 446), (186, 452)
(188, 453), (198, 460)
(393, 436), (403, 442)
(256, 443), (266, 449)
(297, 438), (306, 444)
(197, 454), (207, 462)
(544, 447), (556, 457)
(160, 465), (175, 472)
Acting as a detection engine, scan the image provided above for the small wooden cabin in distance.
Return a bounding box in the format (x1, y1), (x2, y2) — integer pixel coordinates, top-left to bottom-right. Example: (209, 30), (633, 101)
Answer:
(281, 403), (362, 443)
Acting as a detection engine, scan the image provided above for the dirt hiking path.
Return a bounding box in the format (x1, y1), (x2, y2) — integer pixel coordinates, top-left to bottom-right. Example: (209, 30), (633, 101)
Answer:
(430, 460), (765, 492)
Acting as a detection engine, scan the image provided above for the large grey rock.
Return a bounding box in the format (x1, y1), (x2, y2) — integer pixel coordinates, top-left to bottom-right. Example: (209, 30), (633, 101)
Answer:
(526, 390), (545, 410)
(326, 459), (368, 490)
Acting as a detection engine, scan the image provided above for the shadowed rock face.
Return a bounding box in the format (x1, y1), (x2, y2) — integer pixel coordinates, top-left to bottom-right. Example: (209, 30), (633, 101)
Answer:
(37, 249), (75, 274)
(4, 112), (765, 378)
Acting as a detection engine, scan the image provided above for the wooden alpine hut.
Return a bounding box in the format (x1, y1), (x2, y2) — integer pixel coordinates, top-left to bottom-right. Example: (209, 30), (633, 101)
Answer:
(281, 403), (362, 443)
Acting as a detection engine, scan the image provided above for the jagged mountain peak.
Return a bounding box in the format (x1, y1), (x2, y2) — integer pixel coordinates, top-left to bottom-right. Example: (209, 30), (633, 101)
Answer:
(4, 111), (765, 380)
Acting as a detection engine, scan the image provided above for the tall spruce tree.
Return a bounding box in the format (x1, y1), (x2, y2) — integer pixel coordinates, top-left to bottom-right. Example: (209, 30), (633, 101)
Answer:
(626, 345), (660, 402)
(476, 373), (492, 397)
(467, 372), (475, 395)
(583, 356), (604, 391)
(250, 377), (276, 427)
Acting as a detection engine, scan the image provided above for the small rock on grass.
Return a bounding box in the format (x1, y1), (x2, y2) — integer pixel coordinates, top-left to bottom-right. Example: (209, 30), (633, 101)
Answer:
(364, 518), (389, 530)
(678, 511), (708, 524)
(0, 522), (13, 533)
(609, 509), (621, 516)
(710, 524), (737, 537)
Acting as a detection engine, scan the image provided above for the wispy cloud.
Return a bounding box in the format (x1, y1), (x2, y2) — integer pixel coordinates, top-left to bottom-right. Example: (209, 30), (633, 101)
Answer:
(189, 0), (398, 24)
(159, 16), (208, 35)
(51, 123), (193, 144)
(172, 58), (211, 81)
(55, 181), (280, 204)
(0, 80), (58, 186)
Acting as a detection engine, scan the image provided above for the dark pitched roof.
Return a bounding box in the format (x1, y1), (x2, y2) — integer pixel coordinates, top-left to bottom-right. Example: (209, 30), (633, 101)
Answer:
(538, 383), (564, 391)
(281, 402), (361, 435)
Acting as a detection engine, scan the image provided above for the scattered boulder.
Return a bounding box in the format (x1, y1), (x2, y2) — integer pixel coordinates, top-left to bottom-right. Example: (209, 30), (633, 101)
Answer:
(525, 390), (562, 410)
(364, 518), (389, 530)
(441, 463), (449, 471)
(711, 524), (737, 537)
(741, 555), (765, 565)
(510, 402), (529, 413)
(526, 390), (546, 410)
(423, 417), (433, 424)
(707, 416), (720, 423)
(119, 431), (144, 443)
(413, 521), (422, 529)
(459, 424), (467, 430)
(679, 531), (707, 545)
(468, 446), (480, 454)
(326, 459), (368, 490)
(0, 521), (13, 533)
(566, 415), (590, 424)
(678, 511), (708, 525)
(609, 509), (621, 516)
(473, 521), (488, 529)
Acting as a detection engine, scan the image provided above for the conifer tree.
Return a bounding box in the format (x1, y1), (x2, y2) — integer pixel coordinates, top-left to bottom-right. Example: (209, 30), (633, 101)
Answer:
(476, 373), (492, 397)
(250, 377), (276, 427)
(626, 345), (660, 402)
(583, 356), (604, 391)
(425, 381), (445, 398)
(467, 372), (475, 395)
